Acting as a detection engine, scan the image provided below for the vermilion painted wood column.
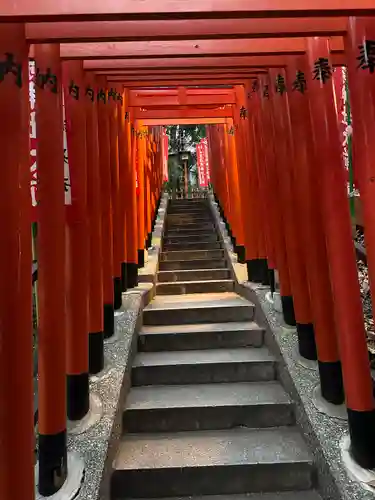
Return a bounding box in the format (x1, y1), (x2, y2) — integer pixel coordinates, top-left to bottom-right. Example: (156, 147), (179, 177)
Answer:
(0, 24), (34, 500)
(285, 56), (343, 402)
(136, 126), (146, 268)
(116, 87), (128, 293)
(35, 43), (67, 496)
(97, 77), (114, 337)
(258, 74), (295, 324)
(144, 142), (152, 248)
(225, 121), (246, 253)
(85, 74), (104, 374)
(307, 36), (375, 468)
(268, 67), (316, 358)
(124, 104), (139, 288)
(108, 89), (122, 310)
(234, 86), (261, 272)
(344, 18), (375, 466)
(243, 82), (269, 284)
(62, 60), (90, 420)
(247, 80), (276, 280)
(221, 124), (236, 246)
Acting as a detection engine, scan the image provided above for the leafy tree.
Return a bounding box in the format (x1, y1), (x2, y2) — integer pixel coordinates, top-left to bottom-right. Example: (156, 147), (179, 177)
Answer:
(166, 125), (206, 193)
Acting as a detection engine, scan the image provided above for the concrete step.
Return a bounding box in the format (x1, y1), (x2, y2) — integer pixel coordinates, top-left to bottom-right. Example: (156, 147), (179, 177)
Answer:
(123, 381), (294, 433)
(143, 293), (255, 325)
(131, 346), (276, 386)
(167, 216), (212, 222)
(166, 227), (216, 237)
(157, 268), (230, 282)
(122, 492), (323, 500)
(167, 209), (208, 215)
(165, 222), (214, 231)
(111, 427), (314, 497)
(138, 321), (264, 352)
(160, 249), (225, 262)
(163, 241), (222, 251)
(159, 258), (227, 271)
(156, 279), (235, 295)
(163, 234), (219, 245)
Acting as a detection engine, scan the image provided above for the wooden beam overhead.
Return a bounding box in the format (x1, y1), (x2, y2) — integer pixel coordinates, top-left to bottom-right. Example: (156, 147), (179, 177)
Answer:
(105, 74), (258, 83)
(2, 1), (375, 22)
(97, 68), (266, 75)
(26, 18), (348, 43)
(84, 53), (345, 70)
(59, 37), (343, 59)
(129, 94), (236, 107)
(142, 118), (228, 125)
(134, 107), (233, 120)
(110, 79), (247, 87)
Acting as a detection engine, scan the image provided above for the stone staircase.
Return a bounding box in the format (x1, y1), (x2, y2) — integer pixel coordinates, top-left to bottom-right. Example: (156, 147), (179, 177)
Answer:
(111, 198), (322, 500)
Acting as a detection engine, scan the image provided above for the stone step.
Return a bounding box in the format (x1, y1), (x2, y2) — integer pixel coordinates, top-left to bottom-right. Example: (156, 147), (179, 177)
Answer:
(165, 223), (215, 232)
(166, 227), (215, 237)
(143, 293), (255, 325)
(166, 220), (213, 228)
(163, 241), (222, 251)
(167, 209), (208, 215)
(160, 249), (225, 262)
(123, 381), (294, 433)
(131, 346), (275, 386)
(158, 258), (227, 271)
(167, 215), (212, 222)
(163, 234), (219, 245)
(111, 427), (314, 497)
(156, 279), (235, 295)
(138, 321), (264, 352)
(123, 492), (323, 500)
(157, 268), (230, 282)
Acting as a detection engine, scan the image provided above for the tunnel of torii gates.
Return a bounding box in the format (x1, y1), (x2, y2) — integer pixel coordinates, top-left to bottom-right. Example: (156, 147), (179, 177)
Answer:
(5, 2), (375, 498)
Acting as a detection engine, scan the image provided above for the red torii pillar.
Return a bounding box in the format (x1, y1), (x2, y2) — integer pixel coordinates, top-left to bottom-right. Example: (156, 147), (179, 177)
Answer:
(97, 77), (114, 338)
(63, 60), (90, 420)
(0, 24), (34, 500)
(116, 86), (129, 293)
(258, 74), (295, 325)
(269, 67), (316, 359)
(35, 43), (68, 496)
(345, 18), (375, 466)
(85, 74), (104, 374)
(108, 88), (123, 310)
(124, 102), (139, 288)
(307, 36), (375, 468)
(285, 56), (343, 403)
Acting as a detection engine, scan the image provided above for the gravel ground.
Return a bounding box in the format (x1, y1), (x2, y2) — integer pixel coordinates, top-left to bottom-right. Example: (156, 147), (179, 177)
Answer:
(355, 228), (375, 353)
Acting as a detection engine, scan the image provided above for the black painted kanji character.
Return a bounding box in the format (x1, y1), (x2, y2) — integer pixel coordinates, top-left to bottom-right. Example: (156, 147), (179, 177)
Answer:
(312, 57), (332, 84)
(357, 39), (375, 74)
(64, 177), (71, 192)
(275, 74), (286, 95)
(69, 80), (80, 100)
(64, 149), (69, 164)
(292, 70), (307, 94)
(239, 106), (248, 119)
(252, 79), (260, 93)
(97, 88), (107, 104)
(125, 111), (129, 121)
(108, 88), (117, 100)
(117, 93), (123, 105)
(85, 86), (95, 102)
(0, 52), (22, 88)
(263, 84), (270, 99)
(228, 126), (235, 136)
(35, 67), (58, 93)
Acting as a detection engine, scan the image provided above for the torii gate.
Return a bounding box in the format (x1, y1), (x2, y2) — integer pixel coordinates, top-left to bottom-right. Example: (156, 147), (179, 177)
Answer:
(2, 5), (375, 500)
